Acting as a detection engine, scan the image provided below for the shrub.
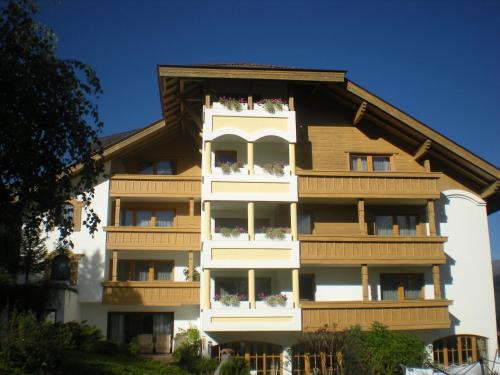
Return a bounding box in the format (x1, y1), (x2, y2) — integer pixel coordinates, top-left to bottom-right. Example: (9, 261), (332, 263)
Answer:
(198, 357), (217, 374)
(58, 321), (104, 352)
(0, 311), (70, 373)
(183, 267), (200, 281)
(219, 357), (250, 375)
(173, 328), (201, 373)
(128, 338), (140, 356)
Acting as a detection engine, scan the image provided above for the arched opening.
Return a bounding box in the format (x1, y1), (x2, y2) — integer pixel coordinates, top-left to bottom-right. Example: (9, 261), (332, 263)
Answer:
(212, 341), (283, 373)
(433, 335), (487, 367)
(254, 136), (289, 176)
(50, 255), (71, 282)
(211, 134), (248, 175)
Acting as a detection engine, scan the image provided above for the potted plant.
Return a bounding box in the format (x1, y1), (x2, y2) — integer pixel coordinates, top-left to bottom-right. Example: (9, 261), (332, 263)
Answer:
(259, 293), (287, 307)
(218, 161), (243, 174)
(217, 225), (247, 238)
(256, 98), (286, 114)
(218, 96), (247, 111)
(214, 293), (246, 307)
(262, 226), (287, 240)
(262, 161), (285, 176)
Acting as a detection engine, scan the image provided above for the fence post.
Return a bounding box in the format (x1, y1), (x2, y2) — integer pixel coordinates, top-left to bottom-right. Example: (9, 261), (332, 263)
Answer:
(321, 352), (327, 374)
(263, 353), (267, 375)
(305, 353), (310, 375)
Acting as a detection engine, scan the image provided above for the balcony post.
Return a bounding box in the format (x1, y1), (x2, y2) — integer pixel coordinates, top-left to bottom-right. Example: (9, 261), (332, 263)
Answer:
(247, 142), (254, 175)
(111, 250), (118, 282)
(289, 143), (296, 176)
(357, 199), (367, 235)
(204, 201), (211, 241)
(424, 159), (431, 172)
(248, 94), (253, 110)
(433, 265), (442, 300)
(291, 202), (298, 240)
(248, 269), (256, 309)
(189, 198), (195, 217)
(202, 269), (211, 309)
(427, 199), (437, 236)
(204, 141), (212, 175)
(114, 198), (121, 226)
(248, 202), (255, 240)
(288, 95), (295, 111)
(292, 269), (300, 308)
(362, 265), (369, 301)
(205, 94), (211, 109)
(188, 251), (194, 282)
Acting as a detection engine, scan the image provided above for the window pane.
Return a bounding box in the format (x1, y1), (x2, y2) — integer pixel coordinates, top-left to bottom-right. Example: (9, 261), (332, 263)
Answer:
(156, 211), (174, 227)
(299, 275), (315, 301)
(117, 261), (130, 281)
(256, 277), (272, 299)
(373, 156), (391, 171)
(136, 210), (152, 227)
(155, 262), (172, 280)
(375, 216), (393, 235)
(135, 261), (149, 281)
(404, 274), (424, 299)
(398, 215), (417, 236)
(121, 210), (133, 226)
(215, 151), (237, 165)
(350, 156), (368, 171)
(157, 161), (175, 175)
(381, 274), (399, 300)
(215, 277), (247, 298)
(139, 164), (154, 175)
(298, 214), (312, 235)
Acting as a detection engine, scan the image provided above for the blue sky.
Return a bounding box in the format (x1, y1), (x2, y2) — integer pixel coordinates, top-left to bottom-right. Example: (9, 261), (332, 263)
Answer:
(36, 0), (499, 257)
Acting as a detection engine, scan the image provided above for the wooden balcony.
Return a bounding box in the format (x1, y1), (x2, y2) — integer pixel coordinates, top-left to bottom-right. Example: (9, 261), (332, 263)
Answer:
(297, 171), (442, 199)
(102, 281), (200, 306)
(300, 235), (447, 265)
(105, 227), (200, 251)
(301, 300), (452, 331)
(109, 174), (201, 198)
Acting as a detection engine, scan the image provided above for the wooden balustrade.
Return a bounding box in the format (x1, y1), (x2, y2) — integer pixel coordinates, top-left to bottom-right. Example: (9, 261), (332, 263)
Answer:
(300, 235), (447, 265)
(109, 174), (201, 198)
(102, 281), (200, 306)
(302, 300), (451, 331)
(297, 171), (442, 199)
(105, 227), (200, 251)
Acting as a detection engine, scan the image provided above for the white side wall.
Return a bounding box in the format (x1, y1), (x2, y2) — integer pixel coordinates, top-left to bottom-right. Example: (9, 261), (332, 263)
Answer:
(428, 189), (498, 360)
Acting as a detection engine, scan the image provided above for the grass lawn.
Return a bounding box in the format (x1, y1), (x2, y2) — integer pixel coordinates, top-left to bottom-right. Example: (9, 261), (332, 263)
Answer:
(57, 351), (190, 375)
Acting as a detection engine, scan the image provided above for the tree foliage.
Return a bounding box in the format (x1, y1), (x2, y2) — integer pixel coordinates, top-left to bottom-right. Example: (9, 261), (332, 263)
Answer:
(19, 226), (47, 284)
(0, 0), (103, 275)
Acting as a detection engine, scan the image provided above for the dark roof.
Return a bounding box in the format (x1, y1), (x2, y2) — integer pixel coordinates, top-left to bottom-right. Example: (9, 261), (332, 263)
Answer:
(94, 128), (141, 152)
(158, 63), (347, 73)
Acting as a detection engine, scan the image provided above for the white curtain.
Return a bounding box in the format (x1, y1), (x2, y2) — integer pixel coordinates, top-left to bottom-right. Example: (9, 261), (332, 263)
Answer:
(398, 215), (417, 236)
(155, 263), (172, 281)
(373, 156), (390, 171)
(153, 314), (172, 335)
(350, 156), (368, 171)
(109, 314), (125, 343)
(136, 210), (151, 227)
(375, 216), (393, 235)
(156, 211), (174, 227)
(135, 262), (149, 281)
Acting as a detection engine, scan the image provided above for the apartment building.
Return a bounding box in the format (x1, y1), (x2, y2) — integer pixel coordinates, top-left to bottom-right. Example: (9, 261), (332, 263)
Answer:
(45, 64), (500, 372)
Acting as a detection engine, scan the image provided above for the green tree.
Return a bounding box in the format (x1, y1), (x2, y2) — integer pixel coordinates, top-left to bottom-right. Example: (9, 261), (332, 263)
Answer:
(0, 0), (103, 276)
(19, 226), (47, 284)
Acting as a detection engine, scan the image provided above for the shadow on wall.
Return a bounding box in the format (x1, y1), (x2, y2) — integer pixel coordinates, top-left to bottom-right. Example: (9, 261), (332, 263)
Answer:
(78, 250), (105, 302)
(436, 193), (453, 300)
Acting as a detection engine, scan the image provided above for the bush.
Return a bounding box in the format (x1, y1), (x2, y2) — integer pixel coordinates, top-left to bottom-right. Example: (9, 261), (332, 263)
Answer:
(198, 357), (217, 374)
(58, 320), (104, 352)
(218, 357), (250, 375)
(0, 311), (70, 374)
(173, 328), (201, 373)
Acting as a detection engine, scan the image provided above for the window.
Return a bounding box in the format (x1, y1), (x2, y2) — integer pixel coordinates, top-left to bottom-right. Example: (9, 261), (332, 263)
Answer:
(380, 273), (424, 301)
(299, 274), (315, 301)
(114, 260), (174, 281)
(139, 161), (176, 175)
(51, 255), (71, 281)
(372, 214), (418, 236)
(298, 214), (312, 235)
(120, 209), (175, 227)
(63, 203), (74, 222)
(215, 150), (237, 165)
(349, 154), (392, 172)
(156, 211), (174, 227)
(433, 335), (487, 367)
(215, 277), (248, 299)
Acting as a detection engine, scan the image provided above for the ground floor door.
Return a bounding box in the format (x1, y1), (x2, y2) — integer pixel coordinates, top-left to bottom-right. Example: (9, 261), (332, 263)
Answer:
(108, 312), (174, 354)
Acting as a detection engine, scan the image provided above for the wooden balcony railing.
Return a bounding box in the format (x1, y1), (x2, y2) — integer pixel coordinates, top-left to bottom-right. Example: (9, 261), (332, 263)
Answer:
(300, 235), (447, 265)
(102, 281), (200, 306)
(109, 174), (201, 198)
(297, 171), (442, 199)
(105, 227), (200, 251)
(301, 300), (452, 331)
